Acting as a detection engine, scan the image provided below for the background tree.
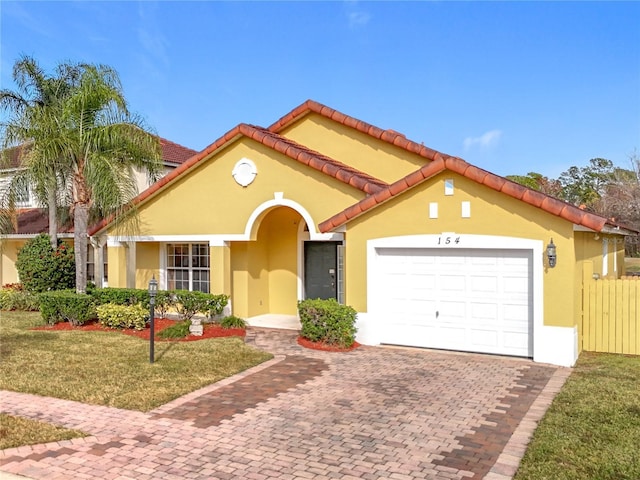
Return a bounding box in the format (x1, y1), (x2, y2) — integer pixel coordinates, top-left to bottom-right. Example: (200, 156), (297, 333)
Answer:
(509, 154), (640, 256)
(506, 172), (563, 197)
(593, 151), (640, 222)
(508, 158), (617, 210)
(0, 56), (80, 249)
(558, 157), (615, 209)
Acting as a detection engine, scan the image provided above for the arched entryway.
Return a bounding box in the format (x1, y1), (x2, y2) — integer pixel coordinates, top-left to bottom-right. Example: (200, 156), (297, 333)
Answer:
(228, 195), (344, 327)
(230, 206), (300, 318)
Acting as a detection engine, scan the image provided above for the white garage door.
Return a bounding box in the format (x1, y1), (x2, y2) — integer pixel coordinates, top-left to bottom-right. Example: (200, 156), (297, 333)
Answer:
(374, 248), (533, 357)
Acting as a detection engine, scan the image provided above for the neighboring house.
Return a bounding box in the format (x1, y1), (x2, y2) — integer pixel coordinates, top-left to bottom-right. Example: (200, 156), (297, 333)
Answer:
(85, 100), (634, 367)
(0, 138), (197, 286)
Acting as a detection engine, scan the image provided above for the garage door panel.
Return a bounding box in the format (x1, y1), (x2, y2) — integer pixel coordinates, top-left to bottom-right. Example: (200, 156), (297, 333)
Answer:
(469, 329), (500, 349)
(470, 256), (498, 266)
(440, 255), (466, 266)
(441, 274), (467, 293)
(411, 276), (437, 290)
(440, 326), (468, 344)
(503, 331), (530, 350)
(407, 299), (437, 313)
(439, 300), (467, 318)
(375, 247), (533, 357)
(470, 276), (498, 293)
(470, 302), (498, 319)
(503, 304), (529, 322)
(411, 254), (436, 266)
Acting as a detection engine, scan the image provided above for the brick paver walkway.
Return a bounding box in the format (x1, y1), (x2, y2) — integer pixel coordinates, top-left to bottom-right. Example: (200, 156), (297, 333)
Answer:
(0, 328), (570, 479)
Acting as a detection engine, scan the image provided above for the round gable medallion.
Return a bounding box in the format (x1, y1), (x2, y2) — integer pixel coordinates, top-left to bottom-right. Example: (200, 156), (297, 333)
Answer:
(232, 158), (258, 187)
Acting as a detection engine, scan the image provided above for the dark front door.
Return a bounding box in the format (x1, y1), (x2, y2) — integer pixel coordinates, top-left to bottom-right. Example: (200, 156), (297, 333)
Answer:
(304, 241), (339, 300)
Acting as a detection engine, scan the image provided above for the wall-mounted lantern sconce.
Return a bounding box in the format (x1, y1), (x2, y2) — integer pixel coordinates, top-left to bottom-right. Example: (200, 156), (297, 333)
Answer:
(546, 238), (557, 268)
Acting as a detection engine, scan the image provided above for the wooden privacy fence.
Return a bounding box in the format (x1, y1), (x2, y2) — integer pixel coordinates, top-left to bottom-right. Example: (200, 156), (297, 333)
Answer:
(582, 265), (640, 355)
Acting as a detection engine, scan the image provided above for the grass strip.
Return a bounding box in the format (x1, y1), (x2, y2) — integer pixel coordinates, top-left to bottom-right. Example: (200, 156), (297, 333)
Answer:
(515, 352), (640, 480)
(0, 414), (86, 450)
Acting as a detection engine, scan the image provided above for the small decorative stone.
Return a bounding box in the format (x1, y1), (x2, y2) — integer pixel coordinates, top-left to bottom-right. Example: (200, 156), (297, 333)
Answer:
(189, 318), (203, 336)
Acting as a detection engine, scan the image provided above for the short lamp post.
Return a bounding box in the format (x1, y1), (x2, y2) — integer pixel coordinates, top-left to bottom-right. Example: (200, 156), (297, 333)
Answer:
(546, 239), (557, 268)
(148, 275), (158, 364)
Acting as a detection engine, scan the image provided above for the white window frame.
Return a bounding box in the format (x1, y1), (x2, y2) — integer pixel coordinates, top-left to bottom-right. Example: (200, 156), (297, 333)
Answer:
(87, 245), (96, 284)
(14, 176), (31, 206)
(602, 238), (609, 277)
(86, 244), (108, 287)
(165, 243), (210, 293)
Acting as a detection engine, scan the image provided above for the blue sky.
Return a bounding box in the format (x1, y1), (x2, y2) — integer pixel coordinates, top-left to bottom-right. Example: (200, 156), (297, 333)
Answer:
(1, 1), (639, 179)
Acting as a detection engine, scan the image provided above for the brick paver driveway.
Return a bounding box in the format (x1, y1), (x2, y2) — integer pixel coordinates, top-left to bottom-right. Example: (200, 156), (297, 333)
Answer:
(0, 328), (570, 480)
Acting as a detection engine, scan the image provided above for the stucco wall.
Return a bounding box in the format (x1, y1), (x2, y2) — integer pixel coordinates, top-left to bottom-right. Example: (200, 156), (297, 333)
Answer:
(0, 239), (25, 285)
(135, 243), (160, 289)
(574, 231), (625, 278)
(114, 139), (364, 237)
(264, 207), (300, 315)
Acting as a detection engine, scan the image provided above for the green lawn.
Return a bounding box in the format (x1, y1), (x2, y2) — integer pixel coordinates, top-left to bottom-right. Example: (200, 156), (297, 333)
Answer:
(0, 414), (86, 450)
(515, 352), (640, 480)
(0, 310), (272, 448)
(624, 257), (640, 273)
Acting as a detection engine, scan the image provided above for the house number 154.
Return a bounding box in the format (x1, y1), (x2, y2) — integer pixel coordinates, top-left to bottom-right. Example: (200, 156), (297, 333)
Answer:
(437, 236), (461, 245)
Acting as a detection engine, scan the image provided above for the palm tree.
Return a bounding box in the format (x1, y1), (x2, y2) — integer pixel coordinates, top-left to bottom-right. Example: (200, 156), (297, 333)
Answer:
(54, 63), (162, 293)
(2, 59), (162, 293)
(0, 55), (80, 249)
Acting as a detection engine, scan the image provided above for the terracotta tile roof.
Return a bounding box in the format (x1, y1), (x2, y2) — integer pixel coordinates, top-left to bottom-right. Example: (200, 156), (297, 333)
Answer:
(89, 124), (388, 236)
(159, 138), (198, 165)
(0, 143), (31, 169)
(319, 156), (632, 234)
(87, 100), (634, 237)
(2, 138), (196, 170)
(9, 209), (73, 235)
(269, 99), (448, 162)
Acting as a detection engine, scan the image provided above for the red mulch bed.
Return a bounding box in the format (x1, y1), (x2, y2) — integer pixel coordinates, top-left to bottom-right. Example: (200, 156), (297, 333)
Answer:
(297, 336), (360, 352)
(31, 318), (245, 341)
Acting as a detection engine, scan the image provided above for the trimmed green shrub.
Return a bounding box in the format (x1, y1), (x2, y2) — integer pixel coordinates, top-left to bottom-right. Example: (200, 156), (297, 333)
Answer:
(88, 288), (227, 321)
(173, 290), (211, 321)
(220, 315), (247, 329)
(298, 298), (357, 348)
(39, 291), (97, 326)
(206, 294), (230, 319)
(15, 234), (75, 293)
(0, 284), (40, 311)
(90, 288), (149, 307)
(96, 303), (147, 330)
(154, 290), (175, 318)
(158, 320), (191, 339)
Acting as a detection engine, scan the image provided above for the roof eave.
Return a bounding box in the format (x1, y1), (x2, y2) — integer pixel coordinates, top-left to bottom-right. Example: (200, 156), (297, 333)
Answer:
(1, 233), (75, 240)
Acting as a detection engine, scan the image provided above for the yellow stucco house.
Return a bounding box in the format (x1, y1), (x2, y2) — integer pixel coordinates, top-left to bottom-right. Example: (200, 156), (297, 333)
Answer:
(9, 100), (633, 366)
